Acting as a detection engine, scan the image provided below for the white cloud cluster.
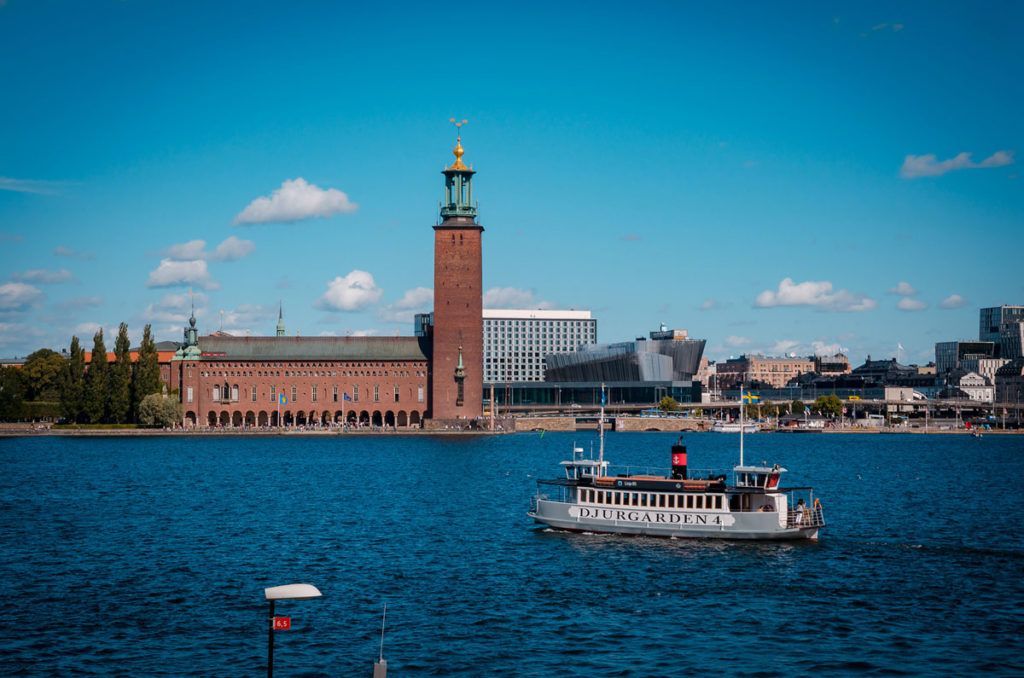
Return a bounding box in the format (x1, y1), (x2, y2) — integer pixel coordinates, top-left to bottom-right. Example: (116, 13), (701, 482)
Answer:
(754, 278), (877, 312)
(897, 297), (928, 311)
(939, 294), (967, 309)
(901, 150), (1014, 178)
(483, 286), (555, 309)
(141, 292), (208, 325)
(0, 282), (44, 311)
(887, 281), (917, 296)
(314, 270), (383, 312)
(214, 235), (256, 262)
(146, 259), (220, 290)
(234, 178), (358, 225)
(0, 322), (45, 351)
(11, 268), (73, 284)
(146, 236), (255, 289)
(378, 287), (433, 323)
(221, 304), (275, 331)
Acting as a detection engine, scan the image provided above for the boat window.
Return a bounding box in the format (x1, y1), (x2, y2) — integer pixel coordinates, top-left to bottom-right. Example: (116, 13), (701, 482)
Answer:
(613, 492), (621, 506)
(658, 495), (666, 508)
(696, 496), (704, 509)
(668, 495), (675, 508)
(632, 493), (639, 506)
(640, 494), (648, 507)
(686, 495), (693, 509)
(714, 496), (722, 509)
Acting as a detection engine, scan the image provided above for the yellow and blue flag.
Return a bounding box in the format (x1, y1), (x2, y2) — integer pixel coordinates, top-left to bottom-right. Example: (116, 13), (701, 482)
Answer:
(279, 394), (287, 405)
(742, 392), (760, 403)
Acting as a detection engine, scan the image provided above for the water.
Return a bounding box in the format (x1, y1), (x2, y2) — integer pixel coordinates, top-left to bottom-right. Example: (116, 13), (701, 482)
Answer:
(2, 432), (1023, 676)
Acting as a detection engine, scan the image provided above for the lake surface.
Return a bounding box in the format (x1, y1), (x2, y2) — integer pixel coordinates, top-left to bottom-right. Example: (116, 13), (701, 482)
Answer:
(2, 432), (1023, 676)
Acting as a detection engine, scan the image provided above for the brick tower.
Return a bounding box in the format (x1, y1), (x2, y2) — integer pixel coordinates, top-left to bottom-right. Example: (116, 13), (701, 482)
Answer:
(430, 125), (483, 421)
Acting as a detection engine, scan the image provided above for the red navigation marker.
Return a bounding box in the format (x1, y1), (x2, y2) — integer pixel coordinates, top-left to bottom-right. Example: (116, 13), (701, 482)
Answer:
(273, 617), (291, 631)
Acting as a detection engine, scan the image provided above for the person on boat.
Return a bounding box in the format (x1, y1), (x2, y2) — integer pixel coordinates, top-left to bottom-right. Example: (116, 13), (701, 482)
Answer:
(795, 499), (806, 525)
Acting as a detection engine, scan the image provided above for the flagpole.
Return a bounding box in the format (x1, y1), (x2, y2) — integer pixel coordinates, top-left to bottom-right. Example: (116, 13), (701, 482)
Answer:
(739, 383), (744, 468)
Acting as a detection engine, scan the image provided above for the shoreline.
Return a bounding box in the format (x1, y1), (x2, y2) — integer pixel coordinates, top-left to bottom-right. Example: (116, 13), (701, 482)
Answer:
(1, 426), (1019, 437)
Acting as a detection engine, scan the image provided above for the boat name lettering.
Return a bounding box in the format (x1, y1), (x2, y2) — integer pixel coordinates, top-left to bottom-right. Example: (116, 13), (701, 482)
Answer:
(572, 506), (727, 526)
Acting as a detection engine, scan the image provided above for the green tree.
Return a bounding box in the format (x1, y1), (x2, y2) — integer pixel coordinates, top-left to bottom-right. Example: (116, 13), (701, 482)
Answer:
(791, 400), (806, 416)
(761, 402), (779, 418)
(0, 366), (25, 420)
(138, 393), (182, 427)
(22, 348), (66, 402)
(61, 336), (85, 423)
(109, 323), (132, 423)
(83, 329), (109, 424)
(812, 394), (843, 418)
(132, 324), (161, 418)
(658, 396), (681, 412)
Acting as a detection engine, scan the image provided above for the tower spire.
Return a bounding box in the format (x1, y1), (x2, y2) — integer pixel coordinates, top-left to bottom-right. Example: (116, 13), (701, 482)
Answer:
(440, 118), (477, 221)
(276, 297), (286, 337)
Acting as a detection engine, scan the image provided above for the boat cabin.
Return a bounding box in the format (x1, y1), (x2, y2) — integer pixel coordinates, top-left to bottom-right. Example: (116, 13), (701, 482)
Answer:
(561, 446), (609, 481)
(733, 464), (785, 491)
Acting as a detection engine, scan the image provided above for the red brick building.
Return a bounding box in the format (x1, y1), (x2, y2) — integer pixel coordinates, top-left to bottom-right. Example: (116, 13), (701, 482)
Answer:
(168, 135), (484, 429)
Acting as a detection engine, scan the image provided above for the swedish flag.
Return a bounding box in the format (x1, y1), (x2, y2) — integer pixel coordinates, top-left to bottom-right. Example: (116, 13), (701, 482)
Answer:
(742, 392), (760, 403)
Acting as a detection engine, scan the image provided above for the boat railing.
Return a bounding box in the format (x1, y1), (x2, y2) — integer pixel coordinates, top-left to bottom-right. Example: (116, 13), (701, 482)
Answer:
(601, 465), (726, 480)
(786, 502), (825, 528)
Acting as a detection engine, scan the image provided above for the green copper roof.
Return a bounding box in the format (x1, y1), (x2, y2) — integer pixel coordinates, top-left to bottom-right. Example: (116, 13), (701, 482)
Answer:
(195, 335), (430, 362)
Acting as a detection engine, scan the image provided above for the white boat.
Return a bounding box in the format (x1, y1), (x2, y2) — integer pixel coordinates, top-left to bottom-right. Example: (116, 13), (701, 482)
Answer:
(528, 386), (824, 540)
(711, 421), (761, 433)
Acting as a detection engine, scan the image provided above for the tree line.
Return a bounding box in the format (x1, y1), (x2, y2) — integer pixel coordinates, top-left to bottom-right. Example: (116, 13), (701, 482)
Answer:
(0, 323), (180, 426)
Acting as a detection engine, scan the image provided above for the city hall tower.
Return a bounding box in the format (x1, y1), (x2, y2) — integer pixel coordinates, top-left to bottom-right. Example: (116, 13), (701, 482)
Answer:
(431, 124), (483, 421)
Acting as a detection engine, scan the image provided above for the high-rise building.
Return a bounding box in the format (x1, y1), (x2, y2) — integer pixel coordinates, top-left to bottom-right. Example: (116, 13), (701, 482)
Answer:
(980, 306), (1024, 345)
(999, 321), (1024, 360)
(482, 309), (596, 383)
(430, 131), (484, 420)
(935, 340), (997, 375)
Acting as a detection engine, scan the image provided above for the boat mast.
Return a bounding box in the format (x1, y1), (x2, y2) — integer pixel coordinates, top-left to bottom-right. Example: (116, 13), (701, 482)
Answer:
(739, 382), (744, 468)
(598, 382), (606, 472)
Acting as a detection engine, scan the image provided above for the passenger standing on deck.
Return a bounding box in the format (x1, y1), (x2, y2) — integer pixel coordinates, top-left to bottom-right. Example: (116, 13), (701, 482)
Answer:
(795, 499), (806, 525)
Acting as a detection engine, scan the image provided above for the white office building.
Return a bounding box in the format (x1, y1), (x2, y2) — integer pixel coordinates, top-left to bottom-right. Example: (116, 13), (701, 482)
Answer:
(483, 309), (597, 383)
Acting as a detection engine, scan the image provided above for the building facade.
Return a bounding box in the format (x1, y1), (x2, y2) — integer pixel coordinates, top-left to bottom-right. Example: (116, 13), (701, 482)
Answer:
(935, 340), (997, 375)
(483, 309), (596, 383)
(714, 354), (814, 389)
(980, 305), (1024, 345)
(1000, 321), (1024, 360)
(168, 134), (485, 428)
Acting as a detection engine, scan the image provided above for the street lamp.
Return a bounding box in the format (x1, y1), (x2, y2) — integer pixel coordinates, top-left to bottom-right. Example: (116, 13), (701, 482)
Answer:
(265, 583), (322, 678)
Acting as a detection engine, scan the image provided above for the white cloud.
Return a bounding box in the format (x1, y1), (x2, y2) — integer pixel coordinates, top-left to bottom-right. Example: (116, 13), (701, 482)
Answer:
(73, 321), (105, 337)
(140, 292), (208, 325)
(221, 304), (275, 331)
(0, 322), (45, 350)
(11, 268), (73, 284)
(54, 245), (94, 260)
(146, 259), (220, 290)
(0, 282), (44, 311)
(483, 286), (555, 309)
(699, 298), (718, 311)
(214, 235), (256, 262)
(897, 297), (928, 311)
(351, 329), (378, 337)
(888, 281), (918, 296)
(163, 239), (208, 260)
(378, 286), (433, 323)
(770, 339), (801, 355)
(234, 178), (358, 225)
(901, 150), (1015, 178)
(314, 270), (383, 311)
(810, 340), (844, 356)
(754, 277), (877, 312)
(725, 335), (753, 348)
(0, 176), (64, 194)
(939, 294), (968, 309)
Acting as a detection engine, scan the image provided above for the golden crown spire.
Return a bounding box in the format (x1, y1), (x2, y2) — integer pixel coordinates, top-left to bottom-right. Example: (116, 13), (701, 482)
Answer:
(447, 118), (470, 171)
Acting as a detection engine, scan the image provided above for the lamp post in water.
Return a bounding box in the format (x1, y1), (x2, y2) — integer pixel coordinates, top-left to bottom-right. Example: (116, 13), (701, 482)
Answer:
(265, 583), (321, 678)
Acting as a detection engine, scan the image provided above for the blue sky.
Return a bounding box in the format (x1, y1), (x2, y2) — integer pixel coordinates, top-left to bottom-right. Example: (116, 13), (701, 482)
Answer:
(1, 1), (1021, 366)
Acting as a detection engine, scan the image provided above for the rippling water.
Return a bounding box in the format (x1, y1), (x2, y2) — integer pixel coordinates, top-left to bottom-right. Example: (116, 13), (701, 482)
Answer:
(2, 431), (1023, 676)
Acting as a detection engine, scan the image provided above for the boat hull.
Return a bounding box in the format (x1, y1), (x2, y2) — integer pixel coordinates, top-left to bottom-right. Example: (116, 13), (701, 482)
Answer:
(529, 499), (819, 540)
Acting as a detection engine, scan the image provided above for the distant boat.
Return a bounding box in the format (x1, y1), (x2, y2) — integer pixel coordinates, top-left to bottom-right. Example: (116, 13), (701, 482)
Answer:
(711, 422), (761, 433)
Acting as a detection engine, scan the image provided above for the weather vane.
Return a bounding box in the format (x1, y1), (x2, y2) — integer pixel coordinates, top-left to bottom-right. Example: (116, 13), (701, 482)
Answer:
(449, 117), (467, 136)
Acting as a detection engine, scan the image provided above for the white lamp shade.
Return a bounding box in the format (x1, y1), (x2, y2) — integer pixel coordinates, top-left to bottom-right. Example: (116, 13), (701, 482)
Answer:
(265, 583), (322, 601)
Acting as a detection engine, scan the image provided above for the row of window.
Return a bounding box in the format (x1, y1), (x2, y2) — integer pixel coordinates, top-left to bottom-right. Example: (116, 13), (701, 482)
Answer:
(205, 361), (425, 369)
(191, 385), (426, 404)
(484, 320), (593, 328)
(201, 370), (426, 379)
(579, 488), (724, 511)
